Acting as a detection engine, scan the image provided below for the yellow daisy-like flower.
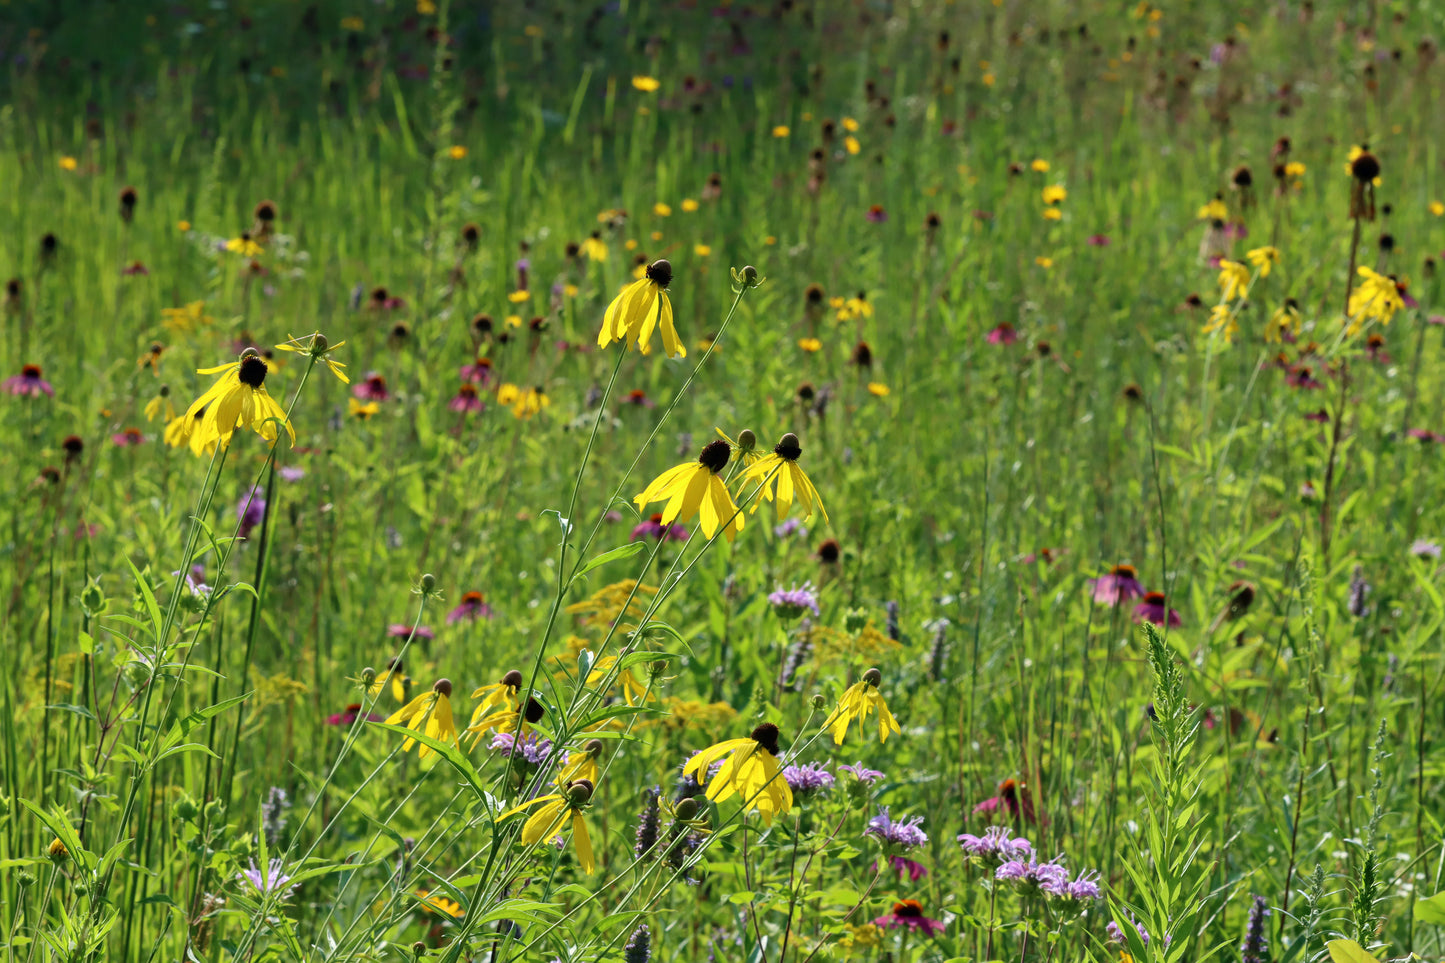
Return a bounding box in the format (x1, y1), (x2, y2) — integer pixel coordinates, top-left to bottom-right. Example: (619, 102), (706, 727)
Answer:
(772, 125), (791, 138)
(59, 156), (78, 171)
(1284, 161), (1306, 179)
(177, 220), (192, 232)
(1202, 304), (1239, 344)
(415, 890), (463, 919)
(632, 76), (660, 92)
(694, 244), (712, 257)
(587, 656), (654, 706)
(164, 408), (213, 455)
(798, 337), (822, 352)
(555, 739), (603, 787)
(842, 116), (860, 132)
(597, 259), (684, 358)
(1041, 184), (1067, 205)
(634, 438), (743, 542)
(182, 350), (295, 451)
(1265, 299), (1301, 344)
(383, 679), (458, 760)
(653, 202), (672, 217)
(867, 382), (890, 397)
(682, 723), (793, 823)
(842, 292), (873, 320)
(1246, 246), (1281, 278)
(497, 383), (521, 407)
(145, 391), (176, 424)
(447, 145), (468, 159)
(1035, 256), (1054, 268)
(510, 386), (550, 420)
(715, 427), (764, 467)
(822, 668), (901, 744)
(1430, 200), (1445, 217)
(500, 781), (597, 873)
(349, 398), (378, 420)
(681, 198), (700, 212)
(507, 289), (531, 303)
(738, 432), (828, 523)
(1042, 207), (1063, 221)
(844, 135), (861, 155)
(1030, 158), (1050, 172)
(274, 332), (349, 383)
(580, 232), (608, 262)
(369, 657), (409, 703)
(1197, 196), (1228, 221)
(1347, 266), (1405, 326)
(161, 300), (214, 333)
(1217, 259), (1250, 302)
(465, 670), (522, 746)
(225, 234), (263, 257)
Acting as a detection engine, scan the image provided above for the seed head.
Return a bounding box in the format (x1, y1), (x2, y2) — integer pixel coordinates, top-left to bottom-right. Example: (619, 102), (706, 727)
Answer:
(698, 439), (731, 473)
(750, 722), (781, 755)
(567, 779), (595, 805)
(645, 259), (673, 289)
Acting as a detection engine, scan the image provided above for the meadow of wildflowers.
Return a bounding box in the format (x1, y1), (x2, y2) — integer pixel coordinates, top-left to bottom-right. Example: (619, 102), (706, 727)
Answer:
(2, 2), (1445, 962)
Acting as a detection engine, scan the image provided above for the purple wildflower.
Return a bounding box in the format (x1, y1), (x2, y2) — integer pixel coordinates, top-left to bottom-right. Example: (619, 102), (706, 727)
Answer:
(236, 486), (267, 539)
(237, 858), (295, 898)
(1132, 591), (1182, 628)
(774, 518), (808, 539)
(839, 762), (884, 785)
(957, 825), (1034, 866)
(447, 590), (493, 624)
(631, 513), (689, 542)
(782, 761), (835, 796)
(1242, 895), (1269, 963)
(996, 857), (1070, 895)
(865, 806), (928, 849)
(387, 623), (435, 641)
(1089, 564), (1145, 605)
(490, 731), (553, 765)
(4, 364), (54, 397)
(278, 466), (306, 481)
(769, 582), (820, 619)
(1412, 539), (1442, 559)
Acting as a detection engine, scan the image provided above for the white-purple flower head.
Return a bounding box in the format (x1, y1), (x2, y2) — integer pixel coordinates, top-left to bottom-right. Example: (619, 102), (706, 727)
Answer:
(839, 762), (884, 785)
(237, 858), (295, 898)
(490, 731), (554, 766)
(774, 518), (808, 539)
(769, 582), (820, 620)
(865, 806), (928, 850)
(1041, 867), (1102, 909)
(782, 761), (835, 796)
(957, 825), (1033, 866)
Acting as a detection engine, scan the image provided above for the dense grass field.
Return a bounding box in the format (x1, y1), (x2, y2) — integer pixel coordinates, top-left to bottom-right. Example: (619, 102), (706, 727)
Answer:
(3, 1), (1445, 961)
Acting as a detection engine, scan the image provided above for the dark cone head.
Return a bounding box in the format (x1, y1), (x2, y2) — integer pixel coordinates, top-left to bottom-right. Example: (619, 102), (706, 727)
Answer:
(646, 259), (673, 289)
(750, 722), (781, 755)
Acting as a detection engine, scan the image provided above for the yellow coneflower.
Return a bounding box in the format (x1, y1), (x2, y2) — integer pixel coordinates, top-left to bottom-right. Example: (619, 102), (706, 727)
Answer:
(510, 386), (550, 420)
(369, 658), (408, 702)
(1041, 184), (1067, 205)
(465, 670), (522, 745)
(1246, 246), (1281, 278)
(1347, 267), (1405, 328)
(555, 739), (603, 787)
(1266, 299), (1302, 343)
(682, 723), (793, 823)
(633, 439), (744, 542)
(715, 428), (763, 467)
(275, 332), (349, 383)
(632, 76), (660, 92)
(182, 349), (295, 451)
(500, 780), (597, 873)
(797, 337), (822, 352)
(415, 890), (464, 919)
(1202, 304), (1239, 344)
(1197, 195), (1228, 221)
(822, 668), (901, 744)
(164, 407), (211, 454)
(384, 678), (458, 759)
(467, 692), (545, 748)
(138, 342), (166, 374)
(349, 398), (379, 420)
(144, 386), (175, 423)
(161, 301), (214, 333)
(737, 433), (827, 523)
(1216, 259), (1250, 302)
(580, 232), (608, 262)
(225, 233), (263, 257)
(586, 656), (654, 706)
(597, 259), (682, 358)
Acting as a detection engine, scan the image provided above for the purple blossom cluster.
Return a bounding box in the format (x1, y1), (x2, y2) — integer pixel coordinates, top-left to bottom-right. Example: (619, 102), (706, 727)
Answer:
(865, 806), (928, 850)
(236, 858), (295, 898)
(956, 826), (1033, 866)
(768, 582), (820, 619)
(490, 731), (554, 765)
(782, 761), (835, 795)
(839, 762), (884, 785)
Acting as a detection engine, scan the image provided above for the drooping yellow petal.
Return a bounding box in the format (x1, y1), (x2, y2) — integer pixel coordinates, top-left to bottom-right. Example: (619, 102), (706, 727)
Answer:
(521, 798), (570, 844)
(571, 811), (595, 873)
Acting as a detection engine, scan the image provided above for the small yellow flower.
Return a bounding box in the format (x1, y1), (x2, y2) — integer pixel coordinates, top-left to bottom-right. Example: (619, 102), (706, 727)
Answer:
(982, 72), (996, 87)
(1347, 266), (1405, 327)
(1041, 184), (1067, 205)
(507, 289), (531, 303)
(1284, 161), (1306, 178)
(798, 337), (822, 352)
(1197, 197), (1229, 221)
(1430, 201), (1445, 217)
(415, 890), (463, 919)
(1217, 259), (1250, 302)
(182, 351), (295, 452)
(624, 238), (638, 251)
(505, 315), (523, 328)
(510, 386), (550, 420)
(681, 198), (700, 212)
(339, 16), (364, 30)
(349, 398), (379, 420)
(580, 234), (608, 262)
(842, 116), (859, 132)
(599, 261), (683, 358)
(1035, 256), (1054, 268)
(694, 244), (712, 257)
(823, 668), (901, 744)
(564, 283), (579, 298)
(447, 145), (468, 159)
(772, 125), (791, 138)
(1043, 207), (1063, 221)
(653, 202), (672, 217)
(1266, 299), (1301, 343)
(384, 679), (458, 760)
(161, 300), (213, 333)
(274, 331), (349, 383)
(868, 382), (890, 397)
(177, 220), (191, 232)
(1246, 246), (1281, 278)
(764, 235), (777, 245)
(369, 658), (409, 702)
(1030, 158), (1050, 172)
(586, 656), (654, 706)
(59, 156), (78, 171)
(844, 135), (861, 155)
(416, 0), (437, 13)
(632, 75), (660, 92)
(225, 234), (263, 257)
(1202, 304), (1239, 344)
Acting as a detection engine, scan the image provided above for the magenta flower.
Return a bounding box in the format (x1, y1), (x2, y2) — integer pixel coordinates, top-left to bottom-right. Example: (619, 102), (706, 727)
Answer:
(631, 513), (688, 542)
(448, 383), (484, 413)
(4, 364), (54, 397)
(327, 703), (384, 726)
(1408, 428), (1445, 444)
(865, 205), (889, 223)
(387, 623), (435, 641)
(1086, 234), (1111, 246)
(1089, 564), (1145, 605)
(873, 900), (945, 935)
(460, 358), (493, 385)
(1133, 591), (1182, 627)
(447, 590), (493, 624)
(885, 855), (929, 881)
(237, 486), (267, 539)
(986, 323), (1019, 345)
(972, 778), (1039, 824)
(353, 372), (390, 401)
(279, 466), (306, 481)
(1304, 409), (1330, 423)
(112, 427), (145, 447)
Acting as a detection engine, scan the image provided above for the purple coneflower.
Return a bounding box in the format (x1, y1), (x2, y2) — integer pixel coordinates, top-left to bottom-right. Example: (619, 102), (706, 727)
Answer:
(1133, 591), (1182, 628)
(112, 427), (145, 447)
(782, 761), (835, 796)
(460, 357), (493, 385)
(631, 512), (688, 542)
(4, 364), (54, 397)
(449, 383), (484, 413)
(1089, 564), (1145, 605)
(387, 623), (436, 641)
(1304, 409), (1330, 423)
(865, 205), (889, 223)
(986, 323), (1019, 345)
(873, 900), (945, 935)
(327, 702), (384, 726)
(353, 372), (390, 401)
(1286, 366), (1322, 389)
(122, 261), (149, 275)
(447, 590), (493, 624)
(1087, 233), (1111, 246)
(972, 778), (1039, 823)
(1408, 428), (1445, 443)
(622, 388), (656, 408)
